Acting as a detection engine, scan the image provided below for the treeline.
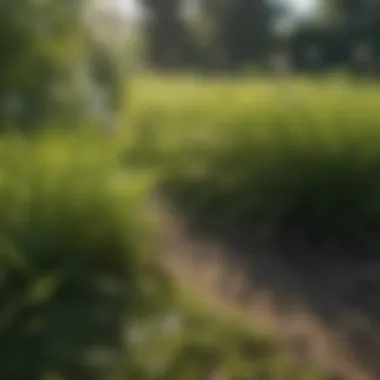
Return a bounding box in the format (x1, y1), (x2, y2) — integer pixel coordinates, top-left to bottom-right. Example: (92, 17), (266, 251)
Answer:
(140, 0), (380, 75)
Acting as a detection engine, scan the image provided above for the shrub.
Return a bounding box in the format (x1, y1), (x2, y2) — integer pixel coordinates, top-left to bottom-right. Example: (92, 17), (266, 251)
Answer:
(127, 76), (380, 253)
(0, 0), (127, 132)
(0, 132), (160, 379)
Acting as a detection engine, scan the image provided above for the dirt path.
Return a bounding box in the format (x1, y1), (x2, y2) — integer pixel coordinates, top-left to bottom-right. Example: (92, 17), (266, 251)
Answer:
(150, 197), (380, 380)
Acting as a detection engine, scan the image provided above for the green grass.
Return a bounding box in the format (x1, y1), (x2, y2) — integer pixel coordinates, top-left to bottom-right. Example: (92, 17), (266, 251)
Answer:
(0, 128), (332, 380)
(126, 277), (329, 380)
(3, 73), (378, 379)
(0, 131), (162, 379)
(126, 75), (380, 252)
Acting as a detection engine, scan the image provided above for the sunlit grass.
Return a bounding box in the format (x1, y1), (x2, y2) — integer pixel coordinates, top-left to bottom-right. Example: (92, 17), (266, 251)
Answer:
(126, 75), (380, 251)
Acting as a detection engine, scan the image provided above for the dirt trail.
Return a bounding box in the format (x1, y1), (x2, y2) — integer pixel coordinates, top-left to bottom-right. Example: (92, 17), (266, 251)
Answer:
(151, 197), (380, 380)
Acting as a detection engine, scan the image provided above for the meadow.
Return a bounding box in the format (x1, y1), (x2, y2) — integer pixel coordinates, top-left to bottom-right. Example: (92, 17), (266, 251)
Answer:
(127, 74), (380, 253)
(0, 131), (329, 380)
(3, 74), (380, 379)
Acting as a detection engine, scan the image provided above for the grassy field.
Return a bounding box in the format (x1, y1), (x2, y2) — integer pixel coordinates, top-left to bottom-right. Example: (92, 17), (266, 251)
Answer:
(127, 74), (380, 253)
(4, 73), (380, 379)
(0, 130), (331, 380)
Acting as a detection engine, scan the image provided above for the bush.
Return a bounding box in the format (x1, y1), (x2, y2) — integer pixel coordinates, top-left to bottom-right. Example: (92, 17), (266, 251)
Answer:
(0, 132), (160, 379)
(0, 0), (127, 132)
(127, 76), (380, 253)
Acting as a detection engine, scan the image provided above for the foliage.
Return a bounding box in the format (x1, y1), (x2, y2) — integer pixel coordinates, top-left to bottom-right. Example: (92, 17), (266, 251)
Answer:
(137, 0), (380, 75)
(201, 0), (282, 68)
(126, 280), (328, 380)
(126, 75), (380, 252)
(290, 0), (380, 74)
(140, 0), (196, 69)
(0, 129), (332, 380)
(139, 0), (282, 70)
(0, 131), (160, 379)
(0, 0), (127, 131)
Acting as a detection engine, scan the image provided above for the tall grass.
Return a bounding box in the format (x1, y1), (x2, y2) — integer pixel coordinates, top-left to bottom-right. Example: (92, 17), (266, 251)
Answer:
(127, 76), (380, 253)
(0, 130), (332, 380)
(0, 131), (162, 379)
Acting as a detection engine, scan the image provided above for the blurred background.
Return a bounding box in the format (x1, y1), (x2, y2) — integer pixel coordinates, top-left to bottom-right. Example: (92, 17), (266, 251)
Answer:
(2, 1), (380, 380)
(123, 0), (380, 77)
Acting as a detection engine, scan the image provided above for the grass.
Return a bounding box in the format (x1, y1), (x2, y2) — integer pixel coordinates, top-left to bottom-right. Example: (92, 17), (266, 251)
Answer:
(0, 130), (161, 379)
(126, 275), (329, 380)
(3, 72), (379, 379)
(0, 127), (332, 380)
(126, 74), (380, 253)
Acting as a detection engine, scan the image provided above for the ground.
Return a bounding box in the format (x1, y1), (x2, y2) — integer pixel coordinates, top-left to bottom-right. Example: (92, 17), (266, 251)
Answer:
(152, 195), (380, 380)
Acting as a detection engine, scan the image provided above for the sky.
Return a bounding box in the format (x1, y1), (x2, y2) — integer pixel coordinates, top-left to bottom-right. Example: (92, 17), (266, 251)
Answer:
(291, 0), (315, 14)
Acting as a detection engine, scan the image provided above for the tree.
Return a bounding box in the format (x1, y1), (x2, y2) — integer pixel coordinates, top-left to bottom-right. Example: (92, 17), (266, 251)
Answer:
(0, 0), (126, 131)
(141, 0), (195, 68)
(199, 0), (283, 70)
(320, 0), (380, 74)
